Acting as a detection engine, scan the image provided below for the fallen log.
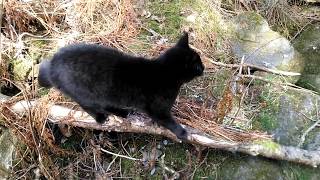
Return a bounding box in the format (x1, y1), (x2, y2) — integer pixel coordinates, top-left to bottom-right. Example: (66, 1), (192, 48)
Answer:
(8, 100), (320, 167)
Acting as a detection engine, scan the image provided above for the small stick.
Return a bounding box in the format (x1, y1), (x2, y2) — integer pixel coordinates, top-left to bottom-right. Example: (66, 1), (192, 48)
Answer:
(100, 148), (141, 161)
(240, 74), (319, 95)
(208, 58), (301, 76)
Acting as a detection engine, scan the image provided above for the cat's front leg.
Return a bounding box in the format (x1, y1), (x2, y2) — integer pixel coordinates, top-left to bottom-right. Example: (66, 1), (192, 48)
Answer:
(80, 105), (108, 124)
(146, 109), (188, 140)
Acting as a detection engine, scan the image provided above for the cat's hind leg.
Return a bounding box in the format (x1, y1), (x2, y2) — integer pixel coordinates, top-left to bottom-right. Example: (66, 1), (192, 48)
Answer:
(56, 85), (109, 123)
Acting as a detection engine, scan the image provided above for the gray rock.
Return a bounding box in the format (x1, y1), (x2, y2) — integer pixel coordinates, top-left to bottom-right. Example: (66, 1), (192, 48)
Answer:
(231, 12), (303, 83)
(306, 133), (320, 151)
(218, 155), (320, 180)
(273, 92), (319, 146)
(256, 85), (320, 147)
(219, 156), (284, 180)
(0, 128), (17, 179)
(293, 23), (320, 92)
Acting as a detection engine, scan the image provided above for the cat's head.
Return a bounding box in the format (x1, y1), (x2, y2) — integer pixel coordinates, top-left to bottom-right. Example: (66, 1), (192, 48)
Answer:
(161, 32), (204, 83)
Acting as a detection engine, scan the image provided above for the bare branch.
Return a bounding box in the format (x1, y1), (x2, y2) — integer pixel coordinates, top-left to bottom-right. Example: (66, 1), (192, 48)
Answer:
(189, 44), (300, 76)
(9, 100), (320, 167)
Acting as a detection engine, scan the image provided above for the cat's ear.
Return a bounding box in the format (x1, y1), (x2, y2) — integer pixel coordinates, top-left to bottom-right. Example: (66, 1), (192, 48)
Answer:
(176, 32), (189, 48)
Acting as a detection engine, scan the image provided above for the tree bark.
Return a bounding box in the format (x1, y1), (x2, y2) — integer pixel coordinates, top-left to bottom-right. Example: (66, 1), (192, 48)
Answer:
(9, 100), (320, 168)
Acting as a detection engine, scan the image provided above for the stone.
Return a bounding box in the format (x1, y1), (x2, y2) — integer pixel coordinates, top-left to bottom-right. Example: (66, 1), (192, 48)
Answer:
(218, 156), (284, 180)
(0, 128), (17, 179)
(306, 133), (320, 151)
(231, 12), (303, 83)
(293, 23), (320, 92)
(256, 84), (320, 147)
(218, 154), (320, 180)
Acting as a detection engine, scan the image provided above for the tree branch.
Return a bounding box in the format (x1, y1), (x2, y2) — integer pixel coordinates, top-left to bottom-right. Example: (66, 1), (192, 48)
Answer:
(9, 100), (320, 167)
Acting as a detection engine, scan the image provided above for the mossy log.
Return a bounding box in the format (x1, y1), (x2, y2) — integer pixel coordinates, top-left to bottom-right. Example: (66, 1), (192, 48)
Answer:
(9, 100), (320, 168)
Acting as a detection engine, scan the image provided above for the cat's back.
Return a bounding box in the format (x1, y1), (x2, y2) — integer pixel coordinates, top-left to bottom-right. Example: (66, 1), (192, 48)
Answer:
(51, 43), (127, 65)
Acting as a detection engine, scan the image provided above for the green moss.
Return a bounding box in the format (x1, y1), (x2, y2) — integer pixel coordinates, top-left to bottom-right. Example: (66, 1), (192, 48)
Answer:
(254, 140), (280, 153)
(11, 59), (32, 80)
(163, 144), (188, 166)
(253, 87), (280, 131)
(296, 77), (318, 92)
(254, 112), (277, 131)
(27, 40), (51, 62)
(187, 0), (231, 61)
(211, 69), (233, 98)
(245, 12), (266, 25)
(192, 150), (228, 178)
(280, 161), (320, 180)
(60, 134), (83, 151)
(11, 39), (53, 81)
(121, 159), (147, 179)
(146, 0), (184, 40)
(38, 88), (50, 97)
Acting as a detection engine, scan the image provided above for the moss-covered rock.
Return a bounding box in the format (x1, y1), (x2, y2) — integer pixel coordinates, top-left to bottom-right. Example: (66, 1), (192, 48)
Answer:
(218, 156), (284, 180)
(231, 12), (304, 83)
(294, 23), (320, 92)
(255, 84), (320, 147)
(218, 155), (320, 180)
(0, 128), (17, 179)
(307, 133), (320, 151)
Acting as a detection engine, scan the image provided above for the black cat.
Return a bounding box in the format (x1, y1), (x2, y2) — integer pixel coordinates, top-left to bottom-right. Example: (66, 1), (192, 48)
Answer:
(38, 32), (204, 140)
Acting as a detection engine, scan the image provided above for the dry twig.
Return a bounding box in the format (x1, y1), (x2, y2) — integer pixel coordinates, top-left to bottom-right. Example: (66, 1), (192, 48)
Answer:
(208, 59), (301, 76)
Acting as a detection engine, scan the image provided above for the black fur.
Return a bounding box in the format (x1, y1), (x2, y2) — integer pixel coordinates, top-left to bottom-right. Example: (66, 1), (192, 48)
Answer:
(38, 60), (52, 88)
(38, 33), (204, 140)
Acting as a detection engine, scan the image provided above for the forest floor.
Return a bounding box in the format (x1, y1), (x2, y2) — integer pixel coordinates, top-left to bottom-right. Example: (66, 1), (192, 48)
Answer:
(0, 0), (318, 179)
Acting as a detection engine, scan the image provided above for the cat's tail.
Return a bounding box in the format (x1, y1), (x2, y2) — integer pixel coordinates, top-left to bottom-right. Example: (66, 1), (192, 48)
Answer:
(38, 60), (52, 88)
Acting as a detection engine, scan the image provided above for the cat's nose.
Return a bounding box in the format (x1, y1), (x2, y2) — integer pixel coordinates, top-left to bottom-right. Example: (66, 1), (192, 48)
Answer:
(197, 64), (205, 75)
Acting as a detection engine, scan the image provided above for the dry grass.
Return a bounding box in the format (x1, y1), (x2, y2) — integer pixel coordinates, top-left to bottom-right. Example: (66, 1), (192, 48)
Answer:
(0, 0), (143, 178)
(0, 87), (271, 178)
(184, 0), (234, 62)
(175, 97), (270, 142)
(68, 0), (140, 49)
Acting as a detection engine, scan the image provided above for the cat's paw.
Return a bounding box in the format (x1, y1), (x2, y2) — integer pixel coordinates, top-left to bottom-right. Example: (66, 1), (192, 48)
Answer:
(174, 127), (188, 141)
(116, 109), (132, 118)
(95, 113), (108, 124)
